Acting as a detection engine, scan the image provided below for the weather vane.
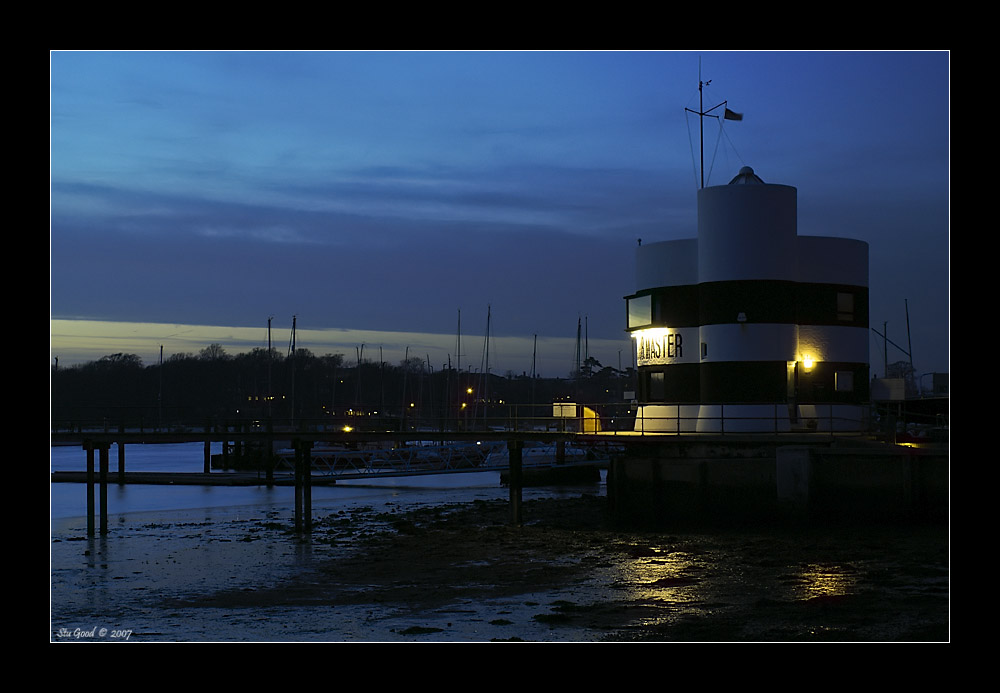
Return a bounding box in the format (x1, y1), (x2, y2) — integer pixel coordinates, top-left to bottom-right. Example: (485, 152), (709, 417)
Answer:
(685, 62), (742, 189)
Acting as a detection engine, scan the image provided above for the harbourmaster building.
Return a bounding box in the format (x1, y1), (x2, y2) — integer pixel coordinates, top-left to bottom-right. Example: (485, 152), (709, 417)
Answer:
(625, 166), (869, 433)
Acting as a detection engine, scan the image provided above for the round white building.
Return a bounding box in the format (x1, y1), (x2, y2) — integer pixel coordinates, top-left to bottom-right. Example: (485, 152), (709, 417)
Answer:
(625, 167), (869, 433)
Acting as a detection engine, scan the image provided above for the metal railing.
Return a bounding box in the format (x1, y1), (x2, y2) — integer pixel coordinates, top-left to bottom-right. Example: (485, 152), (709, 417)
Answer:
(273, 441), (498, 477)
(51, 401), (876, 439)
(629, 402), (872, 436)
(269, 438), (619, 479)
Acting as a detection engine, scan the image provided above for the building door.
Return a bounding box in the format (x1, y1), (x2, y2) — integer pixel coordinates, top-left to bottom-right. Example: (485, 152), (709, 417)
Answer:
(786, 361), (798, 422)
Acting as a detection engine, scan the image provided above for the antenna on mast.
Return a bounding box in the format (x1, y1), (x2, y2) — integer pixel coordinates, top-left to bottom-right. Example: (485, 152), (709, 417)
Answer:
(685, 57), (742, 189)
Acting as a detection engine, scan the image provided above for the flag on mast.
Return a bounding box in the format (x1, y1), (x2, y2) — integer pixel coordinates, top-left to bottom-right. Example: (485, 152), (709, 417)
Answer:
(724, 107), (743, 121)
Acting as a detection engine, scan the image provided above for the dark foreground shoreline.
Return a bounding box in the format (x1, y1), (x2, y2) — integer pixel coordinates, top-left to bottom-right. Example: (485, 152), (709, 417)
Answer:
(159, 494), (948, 642)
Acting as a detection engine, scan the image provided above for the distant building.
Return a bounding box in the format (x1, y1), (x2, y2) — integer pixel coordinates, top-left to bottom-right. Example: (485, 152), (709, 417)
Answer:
(625, 166), (869, 432)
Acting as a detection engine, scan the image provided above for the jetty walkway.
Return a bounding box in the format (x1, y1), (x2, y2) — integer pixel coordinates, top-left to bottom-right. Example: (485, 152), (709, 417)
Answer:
(53, 407), (934, 533)
(50, 428), (622, 536)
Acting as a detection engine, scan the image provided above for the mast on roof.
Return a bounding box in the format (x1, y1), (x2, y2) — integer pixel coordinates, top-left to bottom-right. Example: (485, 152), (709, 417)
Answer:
(685, 58), (741, 189)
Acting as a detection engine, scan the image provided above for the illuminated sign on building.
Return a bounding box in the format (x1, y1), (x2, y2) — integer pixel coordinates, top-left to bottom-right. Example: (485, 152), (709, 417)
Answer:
(634, 328), (696, 366)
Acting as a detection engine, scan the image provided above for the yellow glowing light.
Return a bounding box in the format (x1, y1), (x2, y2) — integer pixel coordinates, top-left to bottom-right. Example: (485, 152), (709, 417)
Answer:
(633, 327), (685, 364)
(796, 563), (856, 600)
(466, 387), (473, 394)
(342, 425), (353, 433)
(631, 327), (673, 341)
(802, 355), (814, 370)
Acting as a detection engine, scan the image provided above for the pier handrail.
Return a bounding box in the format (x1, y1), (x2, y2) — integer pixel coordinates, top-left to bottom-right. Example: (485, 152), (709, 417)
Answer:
(52, 399), (882, 445)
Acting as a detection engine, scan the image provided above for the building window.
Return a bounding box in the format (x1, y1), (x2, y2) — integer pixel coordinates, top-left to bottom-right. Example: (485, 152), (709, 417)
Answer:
(650, 371), (665, 400)
(835, 370), (854, 392)
(628, 295), (652, 329)
(837, 292), (854, 321)
(701, 342), (708, 359)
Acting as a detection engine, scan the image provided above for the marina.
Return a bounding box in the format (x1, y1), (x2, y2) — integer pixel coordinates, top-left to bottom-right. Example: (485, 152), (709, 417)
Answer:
(50, 443), (947, 642)
(50, 52), (949, 642)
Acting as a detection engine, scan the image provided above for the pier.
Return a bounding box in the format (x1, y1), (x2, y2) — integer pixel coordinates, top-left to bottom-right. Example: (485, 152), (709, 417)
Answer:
(51, 406), (947, 537)
(51, 426), (618, 536)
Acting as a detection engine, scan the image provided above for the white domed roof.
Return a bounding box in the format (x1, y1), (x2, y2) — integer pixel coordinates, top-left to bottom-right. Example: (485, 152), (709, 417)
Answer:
(728, 166), (765, 185)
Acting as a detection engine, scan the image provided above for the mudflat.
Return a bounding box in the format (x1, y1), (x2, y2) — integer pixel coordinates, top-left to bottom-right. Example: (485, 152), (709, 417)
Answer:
(158, 495), (949, 642)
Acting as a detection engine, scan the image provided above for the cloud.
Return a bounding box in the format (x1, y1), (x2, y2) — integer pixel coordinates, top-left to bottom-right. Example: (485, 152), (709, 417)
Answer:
(50, 319), (632, 380)
(50, 51), (949, 376)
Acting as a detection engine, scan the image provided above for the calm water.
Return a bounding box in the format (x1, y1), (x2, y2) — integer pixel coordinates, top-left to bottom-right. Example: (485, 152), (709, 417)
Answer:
(50, 444), (947, 642)
(50, 442), (546, 522)
(51, 442), (612, 642)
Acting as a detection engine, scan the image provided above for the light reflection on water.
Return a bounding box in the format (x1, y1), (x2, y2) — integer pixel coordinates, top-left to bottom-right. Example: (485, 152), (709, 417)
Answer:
(601, 535), (867, 634)
(50, 471), (510, 524)
(603, 544), (706, 631)
(597, 540), (713, 629)
(50, 442), (596, 522)
(51, 442), (224, 473)
(617, 551), (702, 600)
(51, 442), (609, 642)
(795, 563), (857, 600)
(50, 443), (947, 641)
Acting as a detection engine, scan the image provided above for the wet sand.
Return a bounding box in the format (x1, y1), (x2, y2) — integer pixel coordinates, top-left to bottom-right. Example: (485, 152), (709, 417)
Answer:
(51, 494), (949, 642)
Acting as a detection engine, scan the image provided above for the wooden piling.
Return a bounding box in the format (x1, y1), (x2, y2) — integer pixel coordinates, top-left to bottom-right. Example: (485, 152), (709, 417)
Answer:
(85, 443), (95, 536)
(265, 421), (274, 487)
(116, 424), (126, 483)
(302, 440), (313, 533)
(234, 422), (241, 462)
(117, 441), (126, 485)
(204, 422), (212, 473)
(99, 445), (109, 534)
(294, 441), (303, 533)
(508, 440), (523, 526)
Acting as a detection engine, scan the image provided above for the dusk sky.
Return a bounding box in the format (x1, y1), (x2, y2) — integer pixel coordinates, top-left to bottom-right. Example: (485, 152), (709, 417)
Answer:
(50, 50), (949, 380)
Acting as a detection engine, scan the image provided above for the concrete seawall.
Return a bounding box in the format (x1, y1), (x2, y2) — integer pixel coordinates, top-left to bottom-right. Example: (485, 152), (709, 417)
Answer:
(607, 440), (947, 525)
(775, 446), (947, 521)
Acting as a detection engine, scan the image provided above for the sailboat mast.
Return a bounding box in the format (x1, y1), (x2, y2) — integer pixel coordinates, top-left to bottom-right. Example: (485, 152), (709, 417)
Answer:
(400, 345), (409, 433)
(483, 305), (492, 374)
(356, 343), (364, 409)
(531, 334), (537, 380)
(446, 352), (452, 429)
(531, 333), (537, 406)
(575, 317), (582, 378)
(483, 305), (491, 425)
(905, 299), (914, 378)
(456, 308), (462, 425)
(267, 316), (273, 419)
(289, 315), (296, 426)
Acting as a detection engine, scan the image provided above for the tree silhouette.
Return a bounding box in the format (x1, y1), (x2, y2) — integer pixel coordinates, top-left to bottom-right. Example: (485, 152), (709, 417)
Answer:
(199, 344), (229, 361)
